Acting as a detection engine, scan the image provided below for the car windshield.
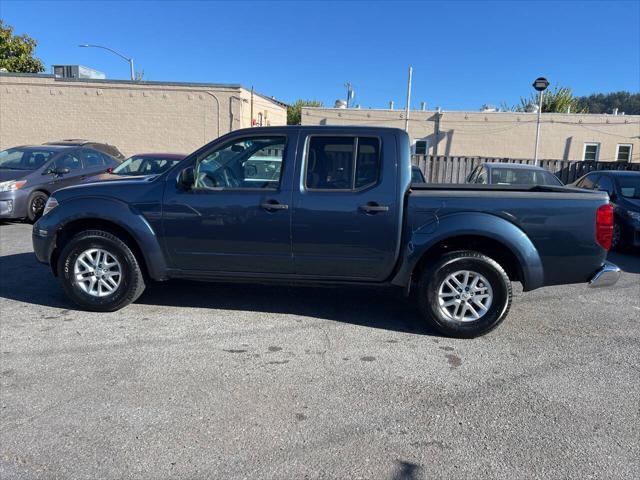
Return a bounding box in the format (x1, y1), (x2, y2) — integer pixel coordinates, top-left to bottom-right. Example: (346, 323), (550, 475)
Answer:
(113, 155), (183, 175)
(0, 147), (57, 170)
(617, 176), (640, 199)
(491, 168), (563, 186)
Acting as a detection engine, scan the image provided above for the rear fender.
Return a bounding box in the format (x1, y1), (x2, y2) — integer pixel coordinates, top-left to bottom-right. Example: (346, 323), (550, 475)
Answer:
(392, 212), (544, 290)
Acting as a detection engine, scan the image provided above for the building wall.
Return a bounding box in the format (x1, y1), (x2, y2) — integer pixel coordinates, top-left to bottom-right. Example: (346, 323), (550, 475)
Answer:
(0, 74), (287, 157)
(301, 107), (640, 162)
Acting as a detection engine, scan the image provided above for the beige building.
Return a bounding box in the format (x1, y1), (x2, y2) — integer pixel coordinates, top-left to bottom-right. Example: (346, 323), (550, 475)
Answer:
(302, 107), (640, 163)
(0, 73), (287, 157)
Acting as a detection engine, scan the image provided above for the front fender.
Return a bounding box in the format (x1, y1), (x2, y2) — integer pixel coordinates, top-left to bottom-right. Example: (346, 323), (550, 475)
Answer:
(391, 212), (544, 290)
(38, 196), (168, 280)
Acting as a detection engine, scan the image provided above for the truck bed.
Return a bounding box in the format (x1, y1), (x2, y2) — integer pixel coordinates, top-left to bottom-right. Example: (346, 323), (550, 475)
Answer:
(405, 184), (610, 288)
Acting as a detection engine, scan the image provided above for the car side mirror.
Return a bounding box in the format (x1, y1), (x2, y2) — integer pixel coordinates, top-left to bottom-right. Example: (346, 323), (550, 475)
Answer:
(46, 167), (70, 176)
(177, 167), (195, 189)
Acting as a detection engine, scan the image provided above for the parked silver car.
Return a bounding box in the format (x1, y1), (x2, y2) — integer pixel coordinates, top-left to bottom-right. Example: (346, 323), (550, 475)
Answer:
(0, 144), (121, 222)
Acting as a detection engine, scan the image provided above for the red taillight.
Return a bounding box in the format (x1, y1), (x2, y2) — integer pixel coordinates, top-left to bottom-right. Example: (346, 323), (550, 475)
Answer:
(596, 203), (614, 250)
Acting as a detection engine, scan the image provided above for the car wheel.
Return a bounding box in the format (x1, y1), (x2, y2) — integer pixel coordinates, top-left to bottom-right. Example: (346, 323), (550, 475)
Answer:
(57, 230), (146, 312)
(417, 250), (512, 338)
(27, 191), (49, 223)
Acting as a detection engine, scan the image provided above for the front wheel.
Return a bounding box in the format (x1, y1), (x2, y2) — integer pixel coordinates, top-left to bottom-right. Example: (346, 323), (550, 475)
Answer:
(417, 250), (512, 338)
(57, 230), (146, 311)
(27, 191), (49, 223)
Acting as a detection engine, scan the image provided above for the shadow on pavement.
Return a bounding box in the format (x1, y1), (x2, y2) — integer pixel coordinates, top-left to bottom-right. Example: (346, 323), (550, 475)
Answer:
(0, 252), (435, 336)
(391, 460), (424, 480)
(607, 251), (640, 274)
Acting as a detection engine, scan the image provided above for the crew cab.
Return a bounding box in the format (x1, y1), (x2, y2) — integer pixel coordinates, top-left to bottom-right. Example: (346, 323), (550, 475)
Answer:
(33, 126), (620, 337)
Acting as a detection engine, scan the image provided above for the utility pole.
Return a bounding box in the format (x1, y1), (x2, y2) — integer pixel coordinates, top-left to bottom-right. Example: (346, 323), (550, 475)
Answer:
(345, 82), (353, 108)
(404, 66), (413, 132)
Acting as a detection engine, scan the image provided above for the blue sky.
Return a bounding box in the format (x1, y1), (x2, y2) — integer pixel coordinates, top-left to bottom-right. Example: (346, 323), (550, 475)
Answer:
(2, 0), (639, 110)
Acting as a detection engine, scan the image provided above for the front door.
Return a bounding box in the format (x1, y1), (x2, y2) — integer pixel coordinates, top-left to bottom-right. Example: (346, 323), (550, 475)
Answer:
(46, 149), (86, 191)
(291, 130), (401, 281)
(162, 132), (295, 274)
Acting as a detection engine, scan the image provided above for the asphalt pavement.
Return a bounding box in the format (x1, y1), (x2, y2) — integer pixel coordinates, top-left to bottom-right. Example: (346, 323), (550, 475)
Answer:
(1, 222), (639, 479)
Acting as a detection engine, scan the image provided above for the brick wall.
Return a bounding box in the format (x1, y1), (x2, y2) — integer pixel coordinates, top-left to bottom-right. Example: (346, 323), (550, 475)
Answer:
(0, 74), (287, 157)
(301, 107), (640, 163)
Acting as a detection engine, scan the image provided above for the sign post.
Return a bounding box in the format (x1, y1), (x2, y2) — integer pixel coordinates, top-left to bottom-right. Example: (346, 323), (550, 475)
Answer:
(532, 77), (549, 166)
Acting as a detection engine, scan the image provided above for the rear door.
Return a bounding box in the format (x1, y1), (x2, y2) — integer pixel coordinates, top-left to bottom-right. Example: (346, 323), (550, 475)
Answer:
(290, 129), (400, 281)
(81, 148), (111, 176)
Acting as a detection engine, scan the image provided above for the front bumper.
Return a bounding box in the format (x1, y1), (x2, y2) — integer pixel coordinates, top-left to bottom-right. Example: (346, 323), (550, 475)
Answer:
(0, 190), (29, 219)
(588, 262), (621, 288)
(32, 224), (56, 266)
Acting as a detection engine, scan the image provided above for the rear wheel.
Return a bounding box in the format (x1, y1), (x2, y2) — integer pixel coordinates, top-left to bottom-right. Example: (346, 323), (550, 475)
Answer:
(417, 250), (512, 338)
(27, 191), (48, 223)
(57, 230), (146, 311)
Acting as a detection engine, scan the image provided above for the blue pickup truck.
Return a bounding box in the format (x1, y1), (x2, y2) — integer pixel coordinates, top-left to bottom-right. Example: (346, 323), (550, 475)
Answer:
(33, 126), (620, 337)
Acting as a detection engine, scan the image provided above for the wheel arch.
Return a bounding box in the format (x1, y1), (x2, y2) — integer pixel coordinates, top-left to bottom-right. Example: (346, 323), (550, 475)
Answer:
(47, 198), (168, 281)
(392, 212), (545, 291)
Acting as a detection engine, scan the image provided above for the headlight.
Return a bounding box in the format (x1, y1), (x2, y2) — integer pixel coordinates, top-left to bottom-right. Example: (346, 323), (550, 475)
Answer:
(0, 180), (27, 192)
(42, 196), (59, 216)
(627, 210), (640, 222)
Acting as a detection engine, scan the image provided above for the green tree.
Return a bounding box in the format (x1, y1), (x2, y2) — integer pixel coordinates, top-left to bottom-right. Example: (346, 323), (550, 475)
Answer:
(0, 20), (45, 73)
(575, 91), (640, 115)
(513, 86), (588, 113)
(287, 99), (323, 125)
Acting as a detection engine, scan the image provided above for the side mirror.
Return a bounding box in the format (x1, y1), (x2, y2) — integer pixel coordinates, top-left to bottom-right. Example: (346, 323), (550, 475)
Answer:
(106, 167), (114, 174)
(177, 167), (195, 189)
(46, 167), (70, 176)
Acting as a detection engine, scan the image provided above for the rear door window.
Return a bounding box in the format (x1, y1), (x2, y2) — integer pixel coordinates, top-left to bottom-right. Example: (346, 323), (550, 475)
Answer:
(305, 136), (381, 191)
(82, 149), (108, 168)
(53, 151), (82, 171)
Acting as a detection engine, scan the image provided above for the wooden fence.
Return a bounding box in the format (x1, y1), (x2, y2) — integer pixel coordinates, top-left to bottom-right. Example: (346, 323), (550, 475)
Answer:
(411, 155), (640, 184)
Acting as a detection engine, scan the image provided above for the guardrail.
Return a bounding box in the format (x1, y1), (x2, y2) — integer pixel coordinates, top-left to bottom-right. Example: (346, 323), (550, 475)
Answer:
(411, 155), (640, 184)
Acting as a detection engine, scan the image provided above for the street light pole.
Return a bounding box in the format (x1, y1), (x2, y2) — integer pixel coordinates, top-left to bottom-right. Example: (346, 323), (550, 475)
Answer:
(79, 44), (135, 81)
(404, 65), (413, 132)
(532, 77), (549, 166)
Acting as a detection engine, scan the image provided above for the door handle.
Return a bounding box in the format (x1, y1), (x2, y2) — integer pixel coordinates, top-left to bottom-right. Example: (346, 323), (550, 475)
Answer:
(261, 200), (289, 211)
(359, 203), (389, 213)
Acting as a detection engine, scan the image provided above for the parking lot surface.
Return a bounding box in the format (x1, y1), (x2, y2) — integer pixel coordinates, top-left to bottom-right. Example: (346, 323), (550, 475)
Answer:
(1, 222), (639, 479)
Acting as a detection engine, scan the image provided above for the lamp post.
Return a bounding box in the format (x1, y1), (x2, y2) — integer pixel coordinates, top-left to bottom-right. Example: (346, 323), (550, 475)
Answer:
(532, 76), (549, 166)
(79, 44), (135, 81)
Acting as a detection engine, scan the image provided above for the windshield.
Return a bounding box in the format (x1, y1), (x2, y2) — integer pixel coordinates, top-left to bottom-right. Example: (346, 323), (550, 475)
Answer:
(490, 168), (563, 186)
(0, 147), (57, 170)
(113, 155), (183, 175)
(618, 176), (640, 199)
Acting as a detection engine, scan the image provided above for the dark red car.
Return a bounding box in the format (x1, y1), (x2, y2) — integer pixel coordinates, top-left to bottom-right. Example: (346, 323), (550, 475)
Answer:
(84, 153), (187, 182)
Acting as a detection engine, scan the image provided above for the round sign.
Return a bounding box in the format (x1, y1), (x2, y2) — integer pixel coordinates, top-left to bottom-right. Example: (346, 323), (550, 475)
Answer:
(533, 77), (550, 91)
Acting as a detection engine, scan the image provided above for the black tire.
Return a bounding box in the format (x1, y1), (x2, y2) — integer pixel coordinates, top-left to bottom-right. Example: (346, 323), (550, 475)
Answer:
(27, 190), (49, 223)
(57, 230), (146, 312)
(417, 250), (512, 338)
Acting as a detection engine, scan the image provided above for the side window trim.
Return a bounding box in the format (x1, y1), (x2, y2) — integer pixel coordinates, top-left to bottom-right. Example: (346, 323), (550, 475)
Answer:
(303, 134), (382, 193)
